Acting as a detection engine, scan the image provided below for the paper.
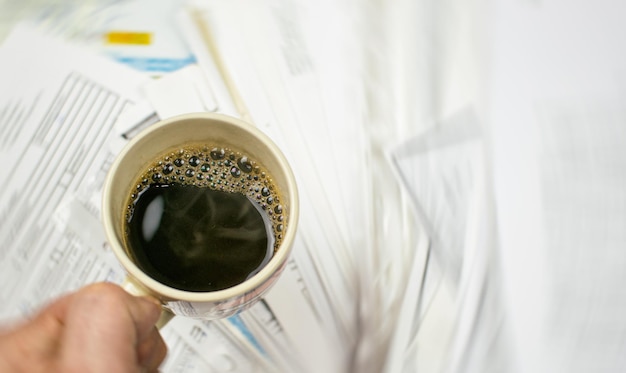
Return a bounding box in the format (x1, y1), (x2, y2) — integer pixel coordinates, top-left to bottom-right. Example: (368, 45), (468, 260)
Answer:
(0, 24), (145, 321)
(0, 24), (279, 372)
(176, 2), (373, 371)
(15, 0), (195, 75)
(385, 108), (501, 373)
(489, 0), (626, 372)
(0, 0), (507, 371)
(142, 64), (217, 119)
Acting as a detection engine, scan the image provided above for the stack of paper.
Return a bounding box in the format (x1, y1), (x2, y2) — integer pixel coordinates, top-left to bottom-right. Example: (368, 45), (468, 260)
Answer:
(382, 0), (626, 372)
(4, 0), (626, 372)
(0, 0), (392, 372)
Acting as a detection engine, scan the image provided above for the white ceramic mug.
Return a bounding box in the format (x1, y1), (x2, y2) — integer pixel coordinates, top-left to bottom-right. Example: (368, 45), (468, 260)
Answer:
(102, 112), (298, 326)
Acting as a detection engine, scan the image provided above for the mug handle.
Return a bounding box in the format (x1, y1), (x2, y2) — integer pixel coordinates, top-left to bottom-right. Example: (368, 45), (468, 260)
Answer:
(122, 277), (174, 329)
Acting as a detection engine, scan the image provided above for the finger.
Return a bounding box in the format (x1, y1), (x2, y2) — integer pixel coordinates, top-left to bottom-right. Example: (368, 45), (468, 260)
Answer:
(11, 290), (80, 358)
(74, 283), (162, 341)
(59, 283), (161, 372)
(137, 327), (168, 371)
(0, 295), (72, 369)
(126, 295), (163, 342)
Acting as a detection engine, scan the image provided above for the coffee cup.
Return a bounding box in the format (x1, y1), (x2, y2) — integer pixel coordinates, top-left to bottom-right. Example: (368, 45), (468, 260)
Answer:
(102, 112), (298, 326)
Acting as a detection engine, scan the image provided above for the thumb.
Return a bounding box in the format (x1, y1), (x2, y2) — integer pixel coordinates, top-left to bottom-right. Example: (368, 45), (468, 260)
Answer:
(126, 295), (163, 341)
(60, 283), (162, 373)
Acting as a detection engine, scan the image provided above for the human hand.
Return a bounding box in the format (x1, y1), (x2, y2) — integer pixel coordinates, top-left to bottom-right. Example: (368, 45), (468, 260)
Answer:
(0, 282), (167, 373)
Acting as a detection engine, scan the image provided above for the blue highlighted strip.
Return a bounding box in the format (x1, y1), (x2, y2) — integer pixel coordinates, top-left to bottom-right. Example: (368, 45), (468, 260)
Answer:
(227, 314), (266, 356)
(113, 55), (197, 73)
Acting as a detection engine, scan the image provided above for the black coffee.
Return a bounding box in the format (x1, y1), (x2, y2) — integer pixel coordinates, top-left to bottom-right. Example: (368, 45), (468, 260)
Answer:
(123, 145), (285, 292)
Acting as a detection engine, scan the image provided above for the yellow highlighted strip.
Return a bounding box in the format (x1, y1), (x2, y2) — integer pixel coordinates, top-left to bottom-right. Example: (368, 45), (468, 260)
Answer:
(106, 32), (152, 45)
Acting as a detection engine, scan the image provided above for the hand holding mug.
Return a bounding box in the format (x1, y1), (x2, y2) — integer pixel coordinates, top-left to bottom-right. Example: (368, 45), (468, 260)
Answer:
(0, 283), (167, 373)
